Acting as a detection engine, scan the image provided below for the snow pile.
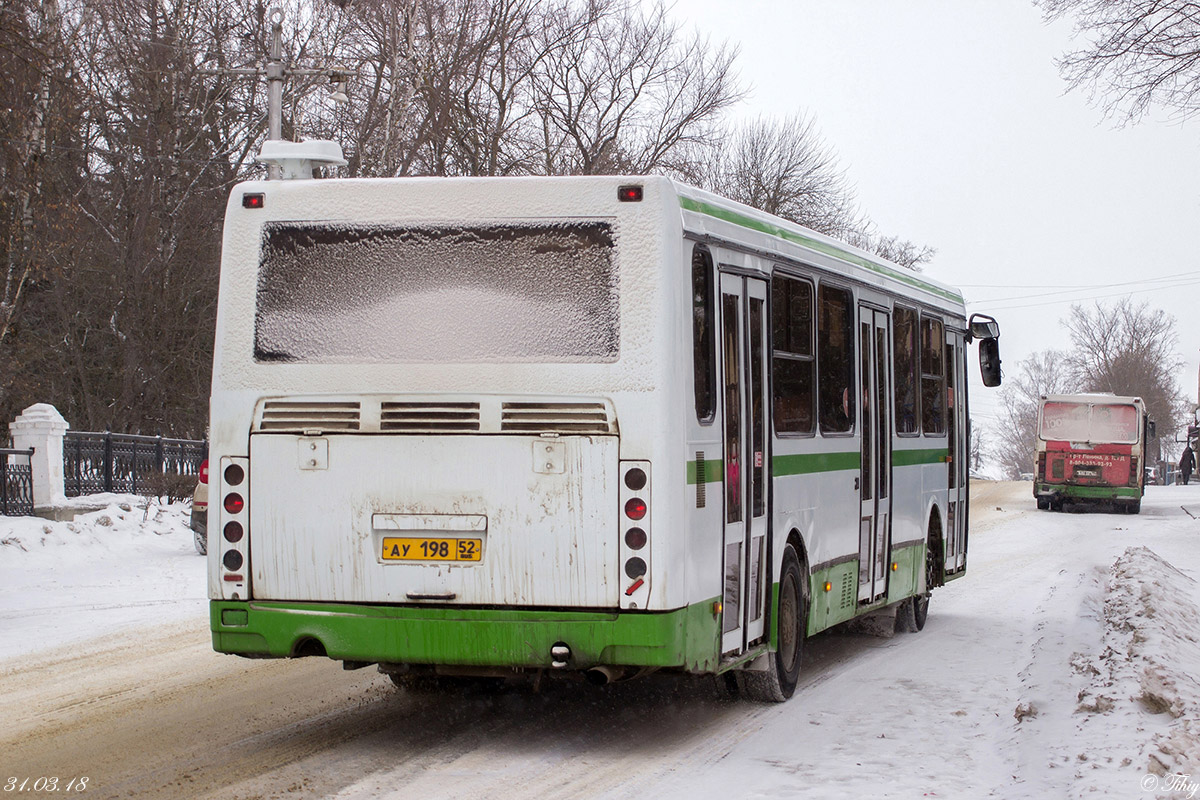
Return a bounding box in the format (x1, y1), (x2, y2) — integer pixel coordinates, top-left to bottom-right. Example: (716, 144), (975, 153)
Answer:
(0, 496), (205, 662)
(1103, 546), (1200, 776)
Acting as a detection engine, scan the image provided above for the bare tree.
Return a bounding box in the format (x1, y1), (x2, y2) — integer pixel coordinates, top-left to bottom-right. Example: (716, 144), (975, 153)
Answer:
(1036, 0), (1200, 121)
(1064, 298), (1188, 455)
(995, 349), (1073, 479)
(531, 0), (743, 174)
(696, 114), (859, 233)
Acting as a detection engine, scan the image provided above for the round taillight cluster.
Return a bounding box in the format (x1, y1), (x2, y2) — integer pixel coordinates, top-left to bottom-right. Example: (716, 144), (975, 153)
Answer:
(620, 463), (651, 602)
(220, 459), (248, 588)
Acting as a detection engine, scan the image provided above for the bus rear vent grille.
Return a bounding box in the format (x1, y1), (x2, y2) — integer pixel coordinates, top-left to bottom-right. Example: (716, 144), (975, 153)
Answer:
(381, 402), (481, 432)
(260, 401), (361, 432)
(500, 402), (614, 434)
(840, 572), (855, 609)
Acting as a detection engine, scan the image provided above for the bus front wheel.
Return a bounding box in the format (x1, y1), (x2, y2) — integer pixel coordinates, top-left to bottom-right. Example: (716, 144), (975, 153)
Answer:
(737, 544), (806, 702)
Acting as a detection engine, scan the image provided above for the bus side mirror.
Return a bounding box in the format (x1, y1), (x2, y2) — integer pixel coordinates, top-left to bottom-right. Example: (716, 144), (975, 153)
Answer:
(979, 338), (1001, 387)
(1148, 420), (1157, 439)
(969, 314), (1000, 340)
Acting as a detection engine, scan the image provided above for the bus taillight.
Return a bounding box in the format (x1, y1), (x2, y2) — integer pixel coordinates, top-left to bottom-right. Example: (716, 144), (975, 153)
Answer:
(217, 456), (251, 600)
(199, 459), (209, 484)
(624, 498), (647, 520)
(619, 461), (651, 608)
(1037, 453), (1046, 481)
(1129, 455), (1139, 487)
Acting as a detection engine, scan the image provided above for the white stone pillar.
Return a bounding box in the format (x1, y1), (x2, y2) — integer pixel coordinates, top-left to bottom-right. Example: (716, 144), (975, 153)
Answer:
(9, 403), (69, 509)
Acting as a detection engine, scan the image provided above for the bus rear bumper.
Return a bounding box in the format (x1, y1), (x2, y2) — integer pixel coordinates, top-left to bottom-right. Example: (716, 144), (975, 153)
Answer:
(1035, 483), (1141, 503)
(210, 599), (721, 673)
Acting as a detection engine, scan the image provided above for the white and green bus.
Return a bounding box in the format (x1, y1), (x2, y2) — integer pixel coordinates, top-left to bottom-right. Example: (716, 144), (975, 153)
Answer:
(207, 141), (1001, 700)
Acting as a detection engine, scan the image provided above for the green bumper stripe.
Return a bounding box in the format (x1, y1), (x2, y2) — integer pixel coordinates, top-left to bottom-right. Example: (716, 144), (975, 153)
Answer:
(211, 599), (722, 672)
(686, 458), (725, 485)
(1036, 484), (1141, 500)
(774, 450), (860, 476)
(678, 195), (963, 304)
(892, 448), (949, 467)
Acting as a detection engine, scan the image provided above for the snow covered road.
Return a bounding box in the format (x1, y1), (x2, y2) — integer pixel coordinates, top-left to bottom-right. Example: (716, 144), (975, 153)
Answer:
(2, 482), (1199, 799)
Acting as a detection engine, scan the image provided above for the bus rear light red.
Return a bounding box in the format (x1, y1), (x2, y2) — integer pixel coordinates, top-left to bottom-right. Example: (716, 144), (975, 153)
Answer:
(224, 463), (245, 486)
(624, 527), (647, 549)
(223, 574), (243, 582)
(223, 521), (244, 543)
(199, 459), (209, 484)
(624, 498), (647, 520)
(224, 493), (245, 514)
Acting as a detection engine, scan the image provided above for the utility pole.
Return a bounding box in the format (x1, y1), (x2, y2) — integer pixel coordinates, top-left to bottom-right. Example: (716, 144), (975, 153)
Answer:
(206, 7), (351, 180)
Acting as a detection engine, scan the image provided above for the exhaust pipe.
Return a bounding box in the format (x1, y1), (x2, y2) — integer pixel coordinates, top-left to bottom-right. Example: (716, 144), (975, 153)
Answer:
(585, 665), (623, 685)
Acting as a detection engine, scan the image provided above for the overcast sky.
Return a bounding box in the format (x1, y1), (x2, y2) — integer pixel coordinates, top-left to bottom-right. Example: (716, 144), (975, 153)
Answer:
(666, 0), (1200, 439)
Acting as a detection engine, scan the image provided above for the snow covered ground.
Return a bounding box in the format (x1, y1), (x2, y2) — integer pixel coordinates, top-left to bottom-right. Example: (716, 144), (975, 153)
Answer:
(3, 484), (1200, 799)
(0, 494), (204, 662)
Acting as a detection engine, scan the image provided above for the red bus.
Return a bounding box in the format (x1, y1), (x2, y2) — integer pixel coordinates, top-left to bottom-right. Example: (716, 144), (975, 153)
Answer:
(1034, 393), (1154, 514)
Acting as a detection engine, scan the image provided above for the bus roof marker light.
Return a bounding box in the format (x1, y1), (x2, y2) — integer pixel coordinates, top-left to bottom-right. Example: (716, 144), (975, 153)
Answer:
(617, 185), (643, 202)
(242, 193), (264, 209)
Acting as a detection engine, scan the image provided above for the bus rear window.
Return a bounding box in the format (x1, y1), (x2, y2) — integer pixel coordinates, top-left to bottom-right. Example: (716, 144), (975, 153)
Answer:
(1040, 402), (1138, 444)
(254, 222), (618, 363)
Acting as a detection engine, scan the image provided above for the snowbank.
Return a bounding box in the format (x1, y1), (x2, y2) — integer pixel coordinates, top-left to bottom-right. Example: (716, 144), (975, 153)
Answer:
(0, 496), (205, 663)
(1101, 547), (1200, 778)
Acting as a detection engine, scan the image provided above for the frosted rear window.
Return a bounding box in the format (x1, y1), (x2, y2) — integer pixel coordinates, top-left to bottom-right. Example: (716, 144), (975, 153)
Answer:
(254, 222), (618, 363)
(1040, 402), (1138, 444)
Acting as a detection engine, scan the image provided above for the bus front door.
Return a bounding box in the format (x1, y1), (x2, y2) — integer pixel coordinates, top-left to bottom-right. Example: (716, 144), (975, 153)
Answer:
(858, 306), (892, 603)
(946, 332), (968, 573)
(719, 273), (770, 655)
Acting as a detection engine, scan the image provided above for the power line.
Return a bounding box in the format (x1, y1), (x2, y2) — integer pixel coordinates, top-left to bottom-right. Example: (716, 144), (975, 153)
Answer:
(967, 277), (1200, 311)
(958, 269), (1200, 292)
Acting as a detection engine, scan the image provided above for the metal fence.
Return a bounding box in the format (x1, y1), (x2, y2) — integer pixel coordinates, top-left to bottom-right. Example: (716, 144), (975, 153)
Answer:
(63, 431), (207, 497)
(1, 447), (35, 516)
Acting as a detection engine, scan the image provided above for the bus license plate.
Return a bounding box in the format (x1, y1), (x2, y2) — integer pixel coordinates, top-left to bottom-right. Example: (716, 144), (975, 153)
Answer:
(381, 537), (482, 562)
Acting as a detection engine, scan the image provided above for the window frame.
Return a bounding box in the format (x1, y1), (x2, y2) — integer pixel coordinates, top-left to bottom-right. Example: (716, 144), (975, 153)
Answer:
(920, 313), (947, 438)
(770, 270), (817, 438)
(892, 303), (921, 438)
(691, 245), (717, 426)
(816, 280), (856, 438)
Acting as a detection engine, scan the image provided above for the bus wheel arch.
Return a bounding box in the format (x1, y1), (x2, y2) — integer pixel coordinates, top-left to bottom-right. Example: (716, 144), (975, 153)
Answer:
(291, 636), (328, 659)
(737, 532), (807, 703)
(925, 506), (945, 591)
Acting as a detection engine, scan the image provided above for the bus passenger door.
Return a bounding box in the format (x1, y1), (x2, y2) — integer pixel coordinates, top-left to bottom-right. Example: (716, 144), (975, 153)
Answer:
(946, 333), (968, 573)
(858, 306), (892, 603)
(719, 273), (770, 654)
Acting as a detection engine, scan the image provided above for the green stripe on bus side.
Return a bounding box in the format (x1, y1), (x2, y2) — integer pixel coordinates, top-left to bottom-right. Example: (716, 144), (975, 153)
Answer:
(212, 598), (723, 672)
(686, 458), (724, 485)
(773, 450), (860, 476)
(892, 448), (949, 467)
(678, 195), (964, 304)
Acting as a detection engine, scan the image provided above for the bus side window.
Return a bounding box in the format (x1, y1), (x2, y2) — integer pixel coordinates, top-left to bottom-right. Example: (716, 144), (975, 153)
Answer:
(771, 273), (815, 435)
(921, 315), (945, 436)
(692, 246), (716, 424)
(818, 283), (855, 435)
(893, 305), (919, 435)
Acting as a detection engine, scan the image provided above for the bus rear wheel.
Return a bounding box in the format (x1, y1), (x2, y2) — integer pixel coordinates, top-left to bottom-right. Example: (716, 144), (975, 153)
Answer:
(737, 544), (806, 702)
